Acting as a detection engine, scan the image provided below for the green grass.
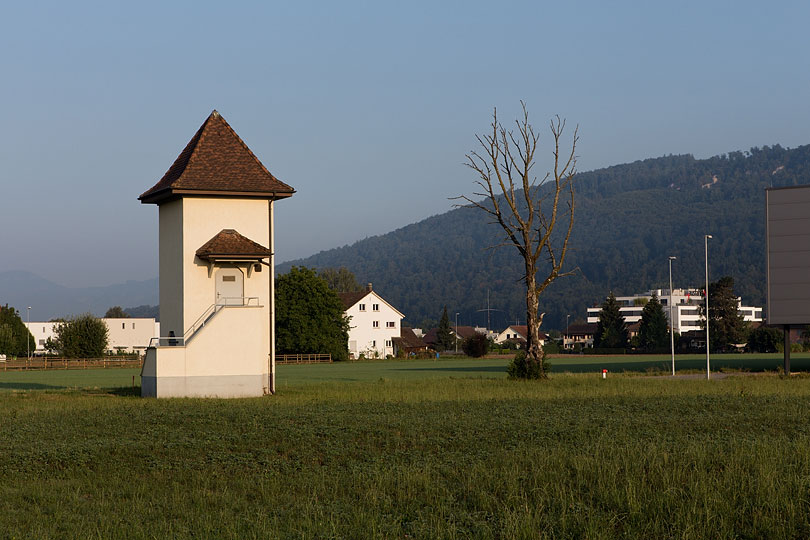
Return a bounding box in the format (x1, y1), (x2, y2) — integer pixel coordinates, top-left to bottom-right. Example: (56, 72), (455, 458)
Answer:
(2, 367), (810, 538)
(1, 352), (805, 392)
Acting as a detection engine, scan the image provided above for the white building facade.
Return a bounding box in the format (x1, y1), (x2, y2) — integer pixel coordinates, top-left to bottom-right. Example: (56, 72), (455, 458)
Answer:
(25, 319), (159, 355)
(339, 285), (404, 359)
(586, 288), (764, 333)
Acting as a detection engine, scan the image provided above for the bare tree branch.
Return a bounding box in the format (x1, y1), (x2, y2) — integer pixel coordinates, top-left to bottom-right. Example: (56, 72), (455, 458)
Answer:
(453, 103), (579, 376)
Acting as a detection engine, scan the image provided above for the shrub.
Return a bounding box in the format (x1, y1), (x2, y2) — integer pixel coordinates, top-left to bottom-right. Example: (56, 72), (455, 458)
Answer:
(747, 326), (782, 353)
(507, 351), (549, 380)
(53, 314), (109, 358)
(542, 341), (561, 354)
(462, 333), (489, 357)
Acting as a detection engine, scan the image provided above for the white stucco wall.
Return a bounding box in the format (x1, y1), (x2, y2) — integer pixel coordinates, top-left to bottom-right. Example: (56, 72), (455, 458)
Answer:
(148, 196), (272, 398)
(142, 306), (268, 397)
(345, 291), (402, 358)
(24, 322), (57, 353)
(159, 199), (184, 339)
(104, 318), (160, 354)
(181, 197), (270, 335)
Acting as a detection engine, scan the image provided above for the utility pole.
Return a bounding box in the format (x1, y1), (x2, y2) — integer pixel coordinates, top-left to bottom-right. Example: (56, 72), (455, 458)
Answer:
(27, 306), (31, 360)
(668, 257), (676, 376)
(455, 312), (459, 353)
(476, 289), (502, 331)
(704, 235), (712, 380)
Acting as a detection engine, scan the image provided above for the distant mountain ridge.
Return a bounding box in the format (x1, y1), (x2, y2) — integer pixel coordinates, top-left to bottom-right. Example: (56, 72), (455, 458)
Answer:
(0, 271), (158, 321)
(279, 144), (810, 330)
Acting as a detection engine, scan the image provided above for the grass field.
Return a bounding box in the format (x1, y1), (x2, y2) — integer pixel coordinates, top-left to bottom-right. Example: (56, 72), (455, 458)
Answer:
(2, 352), (807, 392)
(2, 358), (810, 538)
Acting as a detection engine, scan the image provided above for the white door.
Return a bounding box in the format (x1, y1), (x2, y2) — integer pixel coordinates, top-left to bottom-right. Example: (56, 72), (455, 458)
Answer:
(216, 268), (244, 306)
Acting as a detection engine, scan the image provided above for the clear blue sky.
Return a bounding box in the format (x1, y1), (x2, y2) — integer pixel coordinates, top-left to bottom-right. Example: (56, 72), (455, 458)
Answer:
(2, 0), (809, 287)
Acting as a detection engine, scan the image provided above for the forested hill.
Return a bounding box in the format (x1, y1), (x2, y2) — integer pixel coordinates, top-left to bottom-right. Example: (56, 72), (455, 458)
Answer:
(279, 144), (810, 331)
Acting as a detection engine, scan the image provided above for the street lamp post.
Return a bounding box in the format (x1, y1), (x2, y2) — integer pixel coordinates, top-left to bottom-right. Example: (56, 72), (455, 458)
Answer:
(566, 314), (570, 350)
(455, 312), (459, 353)
(704, 235), (712, 380)
(27, 306), (31, 360)
(668, 257), (676, 376)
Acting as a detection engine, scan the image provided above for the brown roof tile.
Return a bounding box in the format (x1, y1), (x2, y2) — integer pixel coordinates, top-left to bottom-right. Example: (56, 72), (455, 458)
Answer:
(140, 111), (295, 204)
(454, 326), (480, 340)
(337, 291), (371, 310)
(196, 229), (272, 261)
(393, 327), (428, 349)
(565, 323), (598, 335)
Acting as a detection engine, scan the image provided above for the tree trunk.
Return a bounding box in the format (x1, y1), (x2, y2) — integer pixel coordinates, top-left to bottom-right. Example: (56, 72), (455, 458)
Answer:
(525, 262), (545, 375)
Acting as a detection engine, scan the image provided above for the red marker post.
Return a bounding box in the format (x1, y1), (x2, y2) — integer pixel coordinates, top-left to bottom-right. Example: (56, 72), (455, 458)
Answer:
(602, 369), (607, 379)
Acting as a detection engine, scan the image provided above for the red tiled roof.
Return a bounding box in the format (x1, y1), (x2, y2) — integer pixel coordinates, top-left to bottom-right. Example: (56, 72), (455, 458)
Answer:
(393, 327), (428, 349)
(337, 290), (371, 310)
(422, 328), (439, 346)
(196, 229), (272, 261)
(565, 323), (598, 336)
(453, 326), (480, 340)
(140, 111), (295, 204)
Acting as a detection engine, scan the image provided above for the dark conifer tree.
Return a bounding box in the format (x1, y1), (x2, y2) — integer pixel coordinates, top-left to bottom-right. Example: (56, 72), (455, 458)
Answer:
(595, 292), (629, 349)
(701, 276), (749, 352)
(638, 293), (669, 351)
(436, 306), (455, 351)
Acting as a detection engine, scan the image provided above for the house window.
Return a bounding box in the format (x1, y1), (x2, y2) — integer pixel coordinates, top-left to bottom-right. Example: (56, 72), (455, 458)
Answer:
(132, 323), (135, 329)
(386, 321), (395, 328)
(373, 321), (379, 328)
(371, 340), (376, 347)
(373, 304), (379, 311)
(386, 340), (392, 347)
(359, 304), (366, 311)
(122, 323), (125, 329)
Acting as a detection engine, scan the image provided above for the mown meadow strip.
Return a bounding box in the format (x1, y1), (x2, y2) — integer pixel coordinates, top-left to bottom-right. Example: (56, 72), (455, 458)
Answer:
(1, 375), (810, 538)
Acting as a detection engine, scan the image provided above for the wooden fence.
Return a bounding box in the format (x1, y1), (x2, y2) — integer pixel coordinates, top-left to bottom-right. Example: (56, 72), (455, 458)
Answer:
(276, 354), (332, 364)
(0, 357), (143, 371)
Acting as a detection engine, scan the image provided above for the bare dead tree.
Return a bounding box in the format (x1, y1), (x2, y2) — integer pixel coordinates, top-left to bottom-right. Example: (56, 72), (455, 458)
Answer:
(454, 102), (578, 376)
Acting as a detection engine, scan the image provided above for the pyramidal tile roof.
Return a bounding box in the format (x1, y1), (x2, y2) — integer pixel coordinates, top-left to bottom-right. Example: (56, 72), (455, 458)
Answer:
(196, 229), (273, 261)
(140, 110), (295, 204)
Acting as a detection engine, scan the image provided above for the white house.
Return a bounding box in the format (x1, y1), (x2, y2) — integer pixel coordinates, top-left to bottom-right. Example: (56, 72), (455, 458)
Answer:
(339, 284), (404, 359)
(25, 319), (160, 355)
(586, 288), (764, 334)
(494, 325), (546, 346)
(139, 110), (295, 398)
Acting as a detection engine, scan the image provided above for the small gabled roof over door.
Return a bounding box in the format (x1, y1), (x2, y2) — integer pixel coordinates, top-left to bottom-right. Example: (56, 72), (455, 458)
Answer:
(196, 229), (272, 262)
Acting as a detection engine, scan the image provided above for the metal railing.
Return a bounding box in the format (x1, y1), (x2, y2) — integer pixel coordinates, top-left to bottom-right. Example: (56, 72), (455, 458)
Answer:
(276, 354), (332, 364)
(148, 297), (260, 347)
